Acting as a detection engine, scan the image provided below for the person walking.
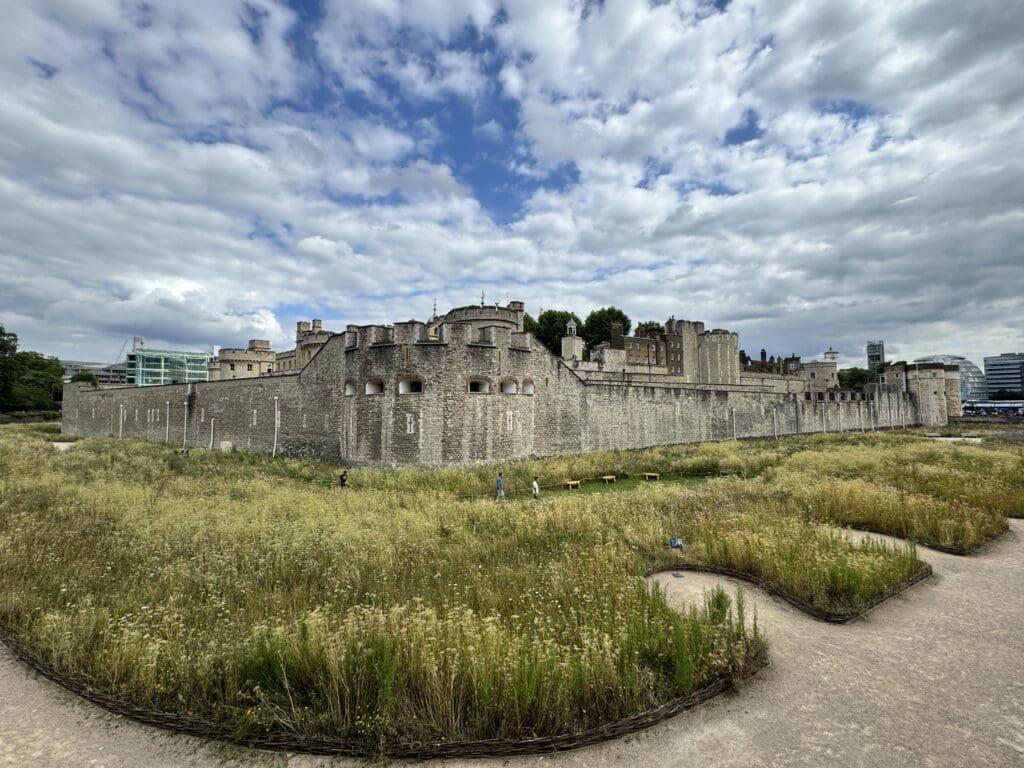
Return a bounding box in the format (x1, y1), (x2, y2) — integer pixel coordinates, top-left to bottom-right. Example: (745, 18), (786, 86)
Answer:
(338, 470), (348, 489)
(532, 475), (540, 500)
(496, 472), (505, 500)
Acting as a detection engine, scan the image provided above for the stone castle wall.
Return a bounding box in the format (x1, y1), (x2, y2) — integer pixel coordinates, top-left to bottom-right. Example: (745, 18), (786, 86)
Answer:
(63, 320), (926, 467)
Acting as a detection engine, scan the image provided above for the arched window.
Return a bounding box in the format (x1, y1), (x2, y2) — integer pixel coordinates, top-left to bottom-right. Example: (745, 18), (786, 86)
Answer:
(468, 379), (491, 394)
(500, 379), (518, 394)
(365, 380), (384, 395)
(522, 379), (535, 395)
(344, 382), (355, 396)
(399, 378), (423, 394)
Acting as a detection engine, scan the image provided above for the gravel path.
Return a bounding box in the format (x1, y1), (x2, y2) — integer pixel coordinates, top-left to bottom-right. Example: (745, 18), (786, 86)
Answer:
(3, 522), (1022, 768)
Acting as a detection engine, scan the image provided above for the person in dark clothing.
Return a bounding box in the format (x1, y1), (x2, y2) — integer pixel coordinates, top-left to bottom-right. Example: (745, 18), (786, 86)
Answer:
(338, 470), (348, 489)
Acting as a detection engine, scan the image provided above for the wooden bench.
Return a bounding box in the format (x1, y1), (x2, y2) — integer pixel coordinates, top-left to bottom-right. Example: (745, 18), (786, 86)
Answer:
(564, 480), (581, 490)
(600, 475), (616, 484)
(643, 472), (660, 481)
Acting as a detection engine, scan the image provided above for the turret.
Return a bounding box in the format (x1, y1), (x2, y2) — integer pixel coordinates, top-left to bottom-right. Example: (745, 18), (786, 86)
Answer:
(561, 318), (584, 361)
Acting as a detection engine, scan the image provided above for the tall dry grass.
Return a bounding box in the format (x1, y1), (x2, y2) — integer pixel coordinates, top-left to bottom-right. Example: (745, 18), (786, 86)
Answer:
(3, 424), (1017, 748)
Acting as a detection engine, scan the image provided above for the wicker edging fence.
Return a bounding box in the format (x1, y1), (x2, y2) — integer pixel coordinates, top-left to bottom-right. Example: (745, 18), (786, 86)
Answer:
(644, 561), (934, 624)
(829, 522), (1009, 557)
(0, 619), (766, 758)
(0, 558), (932, 756)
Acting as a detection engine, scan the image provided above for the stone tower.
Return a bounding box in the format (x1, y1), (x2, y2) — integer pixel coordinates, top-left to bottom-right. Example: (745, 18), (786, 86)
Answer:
(561, 318), (584, 360)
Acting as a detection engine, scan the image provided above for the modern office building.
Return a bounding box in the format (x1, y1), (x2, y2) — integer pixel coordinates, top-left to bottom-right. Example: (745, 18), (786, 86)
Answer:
(913, 355), (987, 400)
(984, 353), (1024, 396)
(866, 340), (885, 372)
(61, 360), (128, 385)
(125, 337), (209, 387)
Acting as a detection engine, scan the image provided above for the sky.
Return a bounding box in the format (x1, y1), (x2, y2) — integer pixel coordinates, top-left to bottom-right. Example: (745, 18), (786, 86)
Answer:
(1, 0), (1022, 370)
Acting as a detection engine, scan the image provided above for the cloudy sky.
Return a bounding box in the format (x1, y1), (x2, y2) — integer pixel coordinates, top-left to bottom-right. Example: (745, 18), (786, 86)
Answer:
(1, 0), (1022, 369)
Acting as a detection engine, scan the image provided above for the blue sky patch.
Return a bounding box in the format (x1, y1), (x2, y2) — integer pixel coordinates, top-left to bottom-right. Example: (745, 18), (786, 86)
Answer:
(724, 109), (763, 145)
(28, 58), (58, 79)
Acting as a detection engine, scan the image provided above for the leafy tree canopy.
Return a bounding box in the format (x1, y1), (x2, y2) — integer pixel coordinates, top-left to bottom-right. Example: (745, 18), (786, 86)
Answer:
(837, 366), (876, 392)
(71, 369), (100, 387)
(635, 320), (665, 336)
(581, 307), (631, 351)
(529, 310), (583, 356)
(0, 324), (16, 358)
(0, 325), (64, 412)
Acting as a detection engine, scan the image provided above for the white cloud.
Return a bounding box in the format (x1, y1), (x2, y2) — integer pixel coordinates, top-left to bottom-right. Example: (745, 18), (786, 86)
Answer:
(0, 0), (1022, 371)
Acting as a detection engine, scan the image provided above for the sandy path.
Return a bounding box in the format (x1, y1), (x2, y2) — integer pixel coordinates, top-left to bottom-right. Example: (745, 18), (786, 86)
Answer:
(2, 522), (1022, 768)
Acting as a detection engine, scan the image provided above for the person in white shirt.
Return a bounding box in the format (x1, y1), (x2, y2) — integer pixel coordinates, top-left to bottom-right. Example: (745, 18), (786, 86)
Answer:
(532, 476), (540, 500)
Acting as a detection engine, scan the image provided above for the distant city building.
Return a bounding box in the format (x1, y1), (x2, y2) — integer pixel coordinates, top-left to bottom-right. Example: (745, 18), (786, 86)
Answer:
(866, 340), (885, 372)
(97, 362), (128, 385)
(125, 337), (208, 386)
(913, 355), (987, 401)
(61, 360), (127, 385)
(984, 353), (1024, 395)
(61, 360), (103, 381)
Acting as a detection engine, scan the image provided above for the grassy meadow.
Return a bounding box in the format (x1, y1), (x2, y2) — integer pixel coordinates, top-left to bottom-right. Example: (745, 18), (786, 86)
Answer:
(0, 424), (1020, 751)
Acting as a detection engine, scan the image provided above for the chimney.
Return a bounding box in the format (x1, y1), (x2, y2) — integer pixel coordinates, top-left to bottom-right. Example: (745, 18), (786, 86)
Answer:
(312, 319), (322, 332)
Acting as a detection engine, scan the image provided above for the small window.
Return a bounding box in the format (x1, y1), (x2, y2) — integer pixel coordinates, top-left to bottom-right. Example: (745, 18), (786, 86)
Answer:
(365, 380), (384, 395)
(247, 363), (253, 371)
(229, 363), (235, 371)
(344, 382), (355, 396)
(522, 380), (535, 395)
(399, 379), (423, 394)
(406, 413), (416, 434)
(809, 371), (816, 379)
(506, 411), (514, 431)
(469, 379), (490, 394)
(500, 379), (518, 394)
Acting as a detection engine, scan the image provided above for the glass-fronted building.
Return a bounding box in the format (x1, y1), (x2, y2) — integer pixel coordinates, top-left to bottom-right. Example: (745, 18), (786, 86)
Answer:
(984, 353), (1024, 396)
(913, 355), (987, 401)
(866, 340), (885, 372)
(126, 348), (209, 386)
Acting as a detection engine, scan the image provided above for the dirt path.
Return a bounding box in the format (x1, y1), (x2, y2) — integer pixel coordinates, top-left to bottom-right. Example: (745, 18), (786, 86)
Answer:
(3, 522), (1022, 768)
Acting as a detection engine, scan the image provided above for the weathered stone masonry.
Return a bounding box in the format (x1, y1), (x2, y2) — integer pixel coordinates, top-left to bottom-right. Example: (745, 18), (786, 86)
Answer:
(62, 303), (947, 467)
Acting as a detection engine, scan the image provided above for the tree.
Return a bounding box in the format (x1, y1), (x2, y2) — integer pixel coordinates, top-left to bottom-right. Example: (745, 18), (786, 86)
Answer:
(581, 307), (631, 351)
(837, 366), (876, 392)
(0, 324), (18, 411)
(635, 320), (665, 336)
(0, 325), (64, 412)
(529, 310), (583, 356)
(0, 324), (16, 357)
(71, 370), (100, 388)
(8, 352), (64, 410)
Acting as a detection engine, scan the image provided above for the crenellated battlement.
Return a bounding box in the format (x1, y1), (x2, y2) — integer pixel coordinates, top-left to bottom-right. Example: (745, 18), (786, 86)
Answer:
(62, 299), (943, 468)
